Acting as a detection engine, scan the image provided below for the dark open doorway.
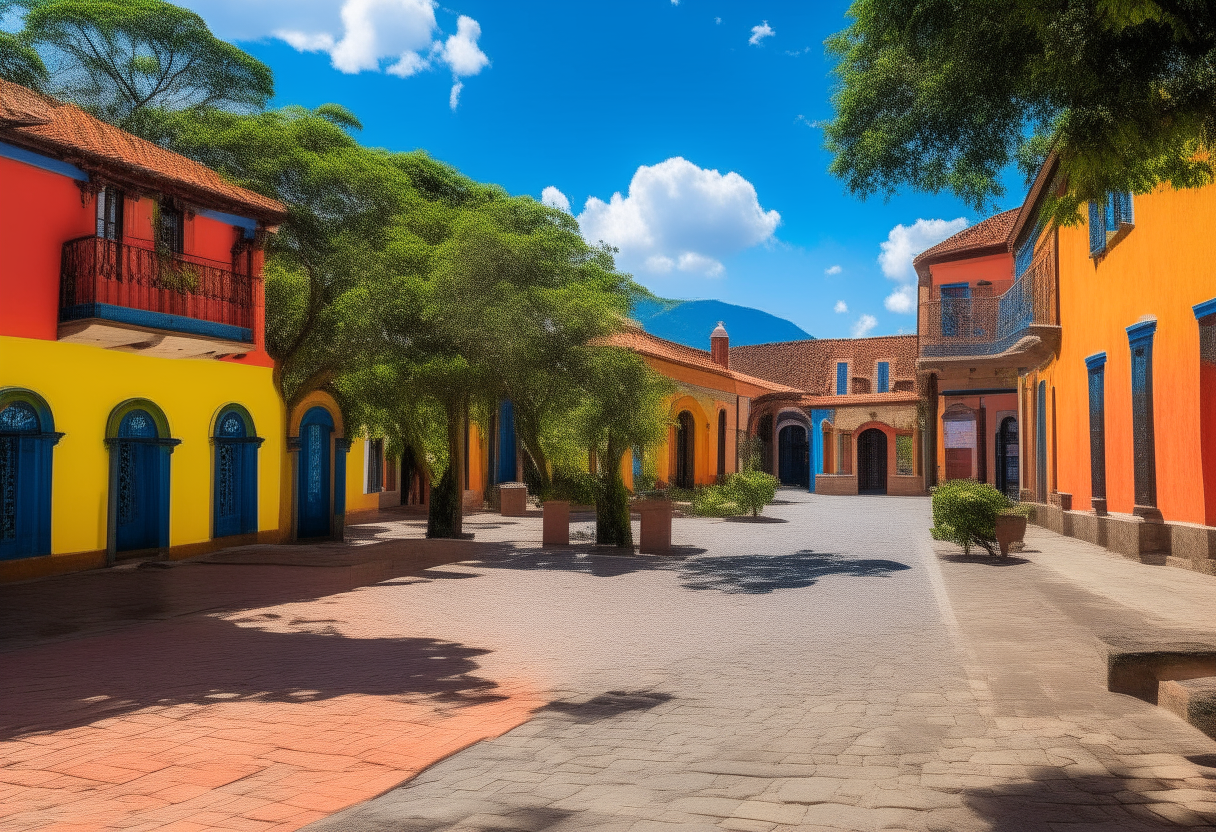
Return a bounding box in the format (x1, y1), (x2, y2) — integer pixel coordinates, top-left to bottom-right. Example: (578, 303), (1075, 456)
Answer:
(857, 428), (888, 495)
(777, 424), (809, 488)
(674, 410), (695, 489)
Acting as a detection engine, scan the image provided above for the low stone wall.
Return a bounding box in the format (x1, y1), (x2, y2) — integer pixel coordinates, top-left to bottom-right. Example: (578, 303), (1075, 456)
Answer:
(888, 475), (927, 496)
(815, 474), (857, 495)
(1028, 502), (1216, 575)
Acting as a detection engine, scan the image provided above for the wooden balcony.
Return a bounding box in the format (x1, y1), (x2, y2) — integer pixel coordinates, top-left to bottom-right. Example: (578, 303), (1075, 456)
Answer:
(918, 236), (1060, 373)
(58, 236), (257, 358)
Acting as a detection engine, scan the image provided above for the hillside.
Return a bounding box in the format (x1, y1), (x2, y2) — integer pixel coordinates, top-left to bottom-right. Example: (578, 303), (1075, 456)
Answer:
(630, 297), (812, 349)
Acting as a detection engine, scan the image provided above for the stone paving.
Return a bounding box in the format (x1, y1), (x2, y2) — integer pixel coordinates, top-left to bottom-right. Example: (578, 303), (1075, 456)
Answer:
(3, 493), (1216, 831)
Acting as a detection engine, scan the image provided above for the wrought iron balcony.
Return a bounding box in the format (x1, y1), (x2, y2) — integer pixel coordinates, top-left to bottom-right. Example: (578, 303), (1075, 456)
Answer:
(919, 236), (1060, 370)
(58, 236), (256, 357)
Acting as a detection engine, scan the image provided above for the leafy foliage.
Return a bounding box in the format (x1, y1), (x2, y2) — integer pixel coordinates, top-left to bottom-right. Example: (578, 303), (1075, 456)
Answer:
(13, 0), (272, 134)
(0, 27), (47, 88)
(825, 0), (1216, 224)
(728, 471), (779, 518)
(930, 479), (1013, 555)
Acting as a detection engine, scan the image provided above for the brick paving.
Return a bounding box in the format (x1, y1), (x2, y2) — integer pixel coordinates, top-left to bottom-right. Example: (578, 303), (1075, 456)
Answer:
(3, 495), (1216, 831)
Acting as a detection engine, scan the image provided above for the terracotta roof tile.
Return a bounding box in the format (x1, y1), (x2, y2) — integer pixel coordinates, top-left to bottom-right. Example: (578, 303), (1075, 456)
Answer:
(602, 327), (798, 393)
(0, 79), (286, 221)
(729, 335), (919, 396)
(912, 209), (1018, 269)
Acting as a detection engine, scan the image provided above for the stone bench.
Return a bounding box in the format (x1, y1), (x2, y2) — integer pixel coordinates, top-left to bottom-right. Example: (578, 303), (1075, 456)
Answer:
(1106, 640), (1216, 703)
(1159, 678), (1216, 740)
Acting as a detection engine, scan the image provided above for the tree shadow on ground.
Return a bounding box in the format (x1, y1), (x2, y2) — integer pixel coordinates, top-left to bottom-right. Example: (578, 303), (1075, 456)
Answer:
(723, 515), (788, 523)
(962, 768), (1216, 830)
(937, 553), (1031, 566)
(473, 549), (909, 594)
(0, 613), (507, 742)
(537, 690), (674, 724)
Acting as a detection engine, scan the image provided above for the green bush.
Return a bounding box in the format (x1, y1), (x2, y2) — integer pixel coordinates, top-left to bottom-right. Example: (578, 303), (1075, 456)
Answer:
(691, 484), (740, 517)
(930, 479), (1012, 554)
(728, 470), (779, 518)
(542, 470), (598, 506)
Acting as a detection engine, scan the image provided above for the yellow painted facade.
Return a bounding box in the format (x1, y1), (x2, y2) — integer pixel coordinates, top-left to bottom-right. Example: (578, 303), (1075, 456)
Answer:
(2, 335), (286, 570)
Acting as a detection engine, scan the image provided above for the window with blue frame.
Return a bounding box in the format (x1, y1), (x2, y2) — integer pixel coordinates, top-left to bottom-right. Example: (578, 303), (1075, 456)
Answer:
(836, 362), (848, 395)
(1128, 320), (1157, 508)
(1085, 354), (1107, 502)
(876, 362), (890, 393)
(1089, 192), (1134, 256)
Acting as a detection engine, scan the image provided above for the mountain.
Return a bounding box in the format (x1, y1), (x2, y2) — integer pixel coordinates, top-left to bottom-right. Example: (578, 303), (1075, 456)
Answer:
(630, 297), (812, 349)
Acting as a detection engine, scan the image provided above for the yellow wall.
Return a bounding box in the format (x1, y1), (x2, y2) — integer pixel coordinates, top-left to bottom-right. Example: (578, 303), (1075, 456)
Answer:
(2, 335), (285, 557)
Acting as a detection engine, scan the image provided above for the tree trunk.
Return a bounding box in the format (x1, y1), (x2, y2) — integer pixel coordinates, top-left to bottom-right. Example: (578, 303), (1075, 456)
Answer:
(427, 399), (465, 538)
(595, 441), (631, 547)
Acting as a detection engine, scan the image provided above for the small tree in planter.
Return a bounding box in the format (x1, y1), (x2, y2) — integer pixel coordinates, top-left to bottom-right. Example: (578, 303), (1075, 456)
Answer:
(728, 470), (779, 518)
(930, 479), (1013, 555)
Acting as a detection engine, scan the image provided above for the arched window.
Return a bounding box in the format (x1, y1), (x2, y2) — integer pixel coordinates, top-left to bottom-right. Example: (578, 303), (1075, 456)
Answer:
(674, 410), (695, 489)
(0, 390), (61, 560)
(717, 410), (727, 480)
(106, 400), (178, 559)
(214, 406), (262, 538)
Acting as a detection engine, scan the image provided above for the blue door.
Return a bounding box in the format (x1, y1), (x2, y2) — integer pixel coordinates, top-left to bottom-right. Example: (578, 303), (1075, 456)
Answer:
(0, 400), (55, 560)
(114, 409), (166, 553)
(941, 284), (970, 338)
(214, 409), (259, 538)
(297, 407), (333, 538)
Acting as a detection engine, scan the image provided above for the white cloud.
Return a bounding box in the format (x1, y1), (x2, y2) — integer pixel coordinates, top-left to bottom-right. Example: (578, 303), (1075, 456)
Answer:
(749, 21), (774, 46)
(825, 264), (842, 275)
(715, 16), (722, 24)
(577, 157), (779, 279)
(185, 0), (488, 104)
(852, 314), (878, 338)
(834, 300), (848, 314)
(448, 80), (463, 110)
(878, 217), (967, 314)
(541, 186), (571, 213)
(884, 285), (916, 313)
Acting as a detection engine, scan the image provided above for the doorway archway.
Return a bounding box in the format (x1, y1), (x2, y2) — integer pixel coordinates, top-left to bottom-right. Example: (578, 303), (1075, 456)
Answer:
(857, 428), (888, 495)
(674, 410), (695, 489)
(106, 400), (178, 559)
(297, 406), (335, 539)
(214, 405), (262, 538)
(778, 424), (809, 487)
(996, 416), (1019, 499)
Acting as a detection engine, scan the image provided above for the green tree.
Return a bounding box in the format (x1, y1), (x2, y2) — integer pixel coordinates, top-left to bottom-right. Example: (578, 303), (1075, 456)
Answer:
(13, 0), (272, 133)
(825, 0), (1216, 223)
(0, 26), (47, 89)
(570, 348), (673, 547)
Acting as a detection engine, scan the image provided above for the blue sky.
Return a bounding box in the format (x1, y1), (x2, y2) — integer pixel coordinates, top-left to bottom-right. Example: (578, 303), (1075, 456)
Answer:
(177, 0), (1027, 340)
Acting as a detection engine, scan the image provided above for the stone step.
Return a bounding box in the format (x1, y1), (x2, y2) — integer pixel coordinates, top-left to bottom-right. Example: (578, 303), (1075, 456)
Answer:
(1159, 677), (1216, 740)
(1103, 637), (1216, 703)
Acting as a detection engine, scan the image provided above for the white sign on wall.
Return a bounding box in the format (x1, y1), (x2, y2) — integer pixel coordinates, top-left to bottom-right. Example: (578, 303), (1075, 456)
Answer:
(943, 419), (976, 449)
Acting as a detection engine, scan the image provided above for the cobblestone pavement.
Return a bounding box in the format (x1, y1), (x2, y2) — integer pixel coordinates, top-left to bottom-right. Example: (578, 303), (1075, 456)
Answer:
(304, 493), (1216, 832)
(5, 493), (1216, 831)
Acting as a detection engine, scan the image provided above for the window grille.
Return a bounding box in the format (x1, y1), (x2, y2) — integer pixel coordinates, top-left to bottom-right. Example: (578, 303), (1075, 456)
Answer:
(1129, 322), (1157, 507)
(836, 363), (847, 395)
(876, 362), (889, 393)
(96, 187), (123, 240)
(367, 438), (384, 493)
(158, 206), (184, 254)
(895, 434), (913, 476)
(1089, 193), (1134, 256)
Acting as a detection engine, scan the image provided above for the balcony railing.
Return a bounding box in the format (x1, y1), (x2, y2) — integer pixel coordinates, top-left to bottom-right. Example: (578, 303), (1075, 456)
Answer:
(921, 236), (1057, 358)
(59, 236), (255, 340)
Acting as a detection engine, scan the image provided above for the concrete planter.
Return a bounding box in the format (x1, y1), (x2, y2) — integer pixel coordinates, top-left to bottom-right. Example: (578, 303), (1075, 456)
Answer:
(542, 500), (570, 546)
(995, 514), (1027, 557)
(634, 498), (672, 554)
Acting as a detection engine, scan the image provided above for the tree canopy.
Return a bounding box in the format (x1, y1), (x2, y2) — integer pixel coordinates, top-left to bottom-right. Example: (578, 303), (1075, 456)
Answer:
(7, 0), (272, 133)
(825, 0), (1216, 223)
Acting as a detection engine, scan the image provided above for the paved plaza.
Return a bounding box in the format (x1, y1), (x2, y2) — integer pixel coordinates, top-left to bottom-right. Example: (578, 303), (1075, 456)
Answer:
(3, 494), (1216, 831)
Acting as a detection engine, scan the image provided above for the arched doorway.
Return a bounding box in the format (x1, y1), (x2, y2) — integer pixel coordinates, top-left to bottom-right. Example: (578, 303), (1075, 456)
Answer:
(857, 428), (888, 494)
(778, 425), (809, 487)
(716, 409), (727, 481)
(674, 410), (695, 489)
(996, 416), (1019, 499)
(297, 407), (334, 538)
(214, 406), (262, 538)
(0, 391), (60, 559)
(107, 401), (177, 557)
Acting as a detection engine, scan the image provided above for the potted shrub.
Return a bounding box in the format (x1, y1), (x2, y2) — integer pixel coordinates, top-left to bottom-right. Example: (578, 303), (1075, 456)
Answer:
(994, 504), (1032, 556)
(930, 479), (1013, 556)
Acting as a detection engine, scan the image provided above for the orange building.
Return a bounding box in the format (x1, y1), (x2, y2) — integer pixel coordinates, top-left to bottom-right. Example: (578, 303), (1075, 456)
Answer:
(733, 336), (926, 495)
(913, 210), (1056, 498)
(606, 324), (788, 489)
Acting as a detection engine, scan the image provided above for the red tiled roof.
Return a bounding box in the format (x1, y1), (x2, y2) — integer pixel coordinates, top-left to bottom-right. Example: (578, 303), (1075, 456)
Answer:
(0, 79), (286, 221)
(912, 209), (1018, 270)
(729, 335), (919, 396)
(602, 327), (798, 393)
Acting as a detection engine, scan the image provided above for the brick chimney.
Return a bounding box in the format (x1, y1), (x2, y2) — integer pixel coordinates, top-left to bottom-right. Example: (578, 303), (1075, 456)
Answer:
(710, 321), (729, 369)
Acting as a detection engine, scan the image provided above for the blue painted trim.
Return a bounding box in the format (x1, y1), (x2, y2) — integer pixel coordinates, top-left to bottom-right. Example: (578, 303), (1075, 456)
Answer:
(1193, 298), (1216, 321)
(809, 408), (834, 490)
(0, 140), (88, 181)
(197, 208), (258, 238)
(940, 282), (971, 294)
(497, 400), (517, 483)
(60, 303), (252, 343)
(1126, 319), (1158, 347)
(1085, 352), (1108, 370)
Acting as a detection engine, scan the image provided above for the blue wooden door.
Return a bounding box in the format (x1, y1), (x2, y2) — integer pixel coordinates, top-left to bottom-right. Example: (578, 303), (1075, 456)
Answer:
(115, 409), (164, 553)
(297, 409), (333, 538)
(214, 410), (258, 538)
(0, 401), (53, 559)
